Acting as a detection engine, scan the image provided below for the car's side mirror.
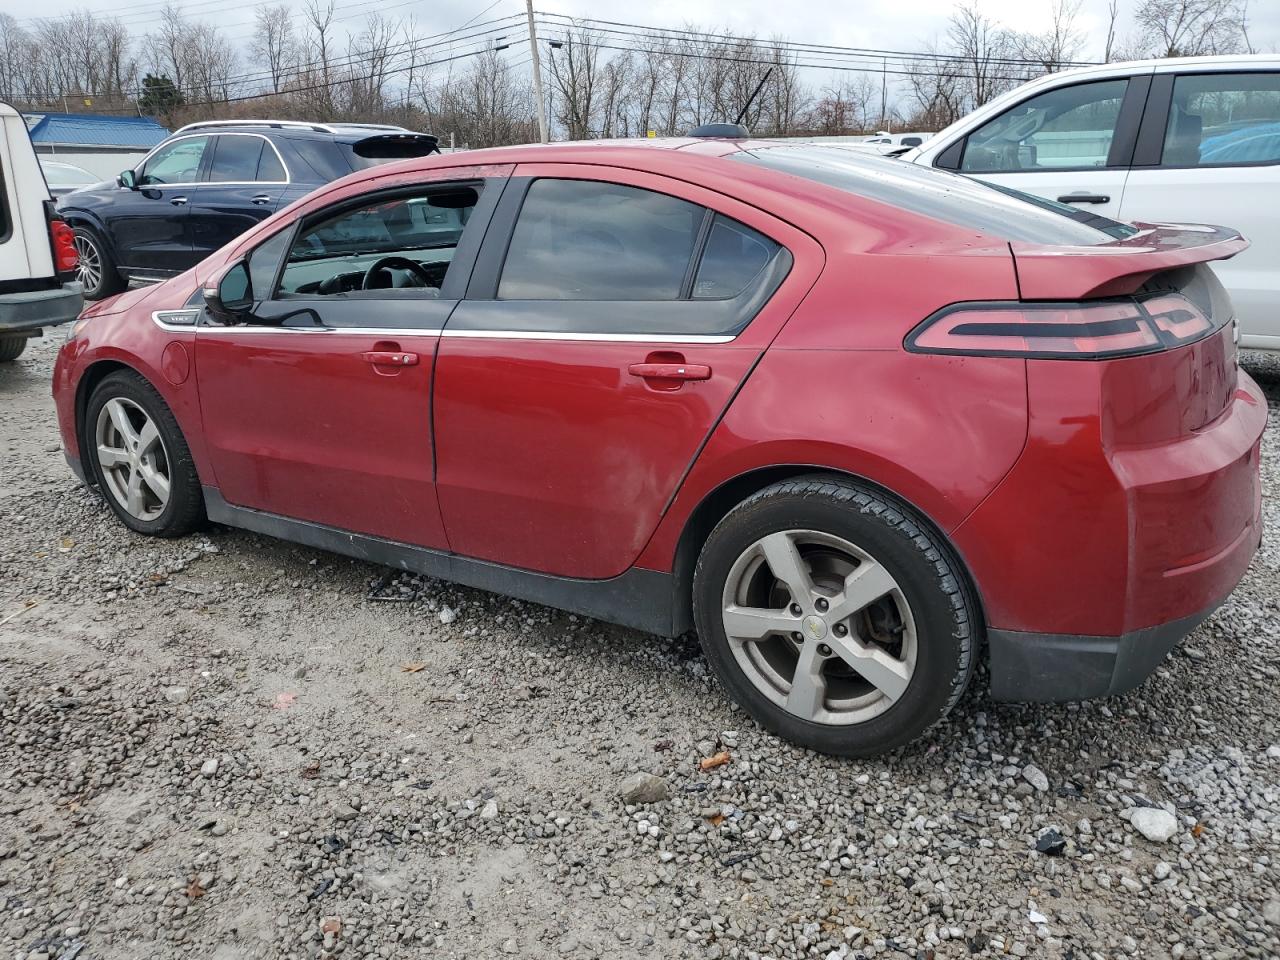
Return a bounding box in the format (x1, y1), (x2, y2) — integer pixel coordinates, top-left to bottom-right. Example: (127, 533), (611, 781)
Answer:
(118, 169), (137, 190)
(203, 261), (254, 325)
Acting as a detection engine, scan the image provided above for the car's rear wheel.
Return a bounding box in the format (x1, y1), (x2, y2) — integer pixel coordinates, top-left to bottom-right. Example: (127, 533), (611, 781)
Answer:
(85, 371), (205, 537)
(73, 227), (125, 300)
(693, 476), (977, 757)
(0, 335), (26, 362)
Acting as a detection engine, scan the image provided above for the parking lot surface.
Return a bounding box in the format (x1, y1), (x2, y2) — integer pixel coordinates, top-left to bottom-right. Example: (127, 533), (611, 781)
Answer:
(1, 335), (1278, 960)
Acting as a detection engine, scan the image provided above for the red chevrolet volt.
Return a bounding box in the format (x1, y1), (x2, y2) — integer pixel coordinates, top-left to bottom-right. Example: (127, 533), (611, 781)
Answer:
(52, 140), (1266, 756)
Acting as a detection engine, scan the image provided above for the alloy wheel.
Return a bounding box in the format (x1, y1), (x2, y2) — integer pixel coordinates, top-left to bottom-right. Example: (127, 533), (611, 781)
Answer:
(94, 397), (171, 521)
(74, 234), (102, 291)
(720, 529), (917, 726)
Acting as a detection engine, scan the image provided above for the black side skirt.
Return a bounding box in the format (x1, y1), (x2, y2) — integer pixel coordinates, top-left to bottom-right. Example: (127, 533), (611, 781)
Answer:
(203, 487), (679, 637)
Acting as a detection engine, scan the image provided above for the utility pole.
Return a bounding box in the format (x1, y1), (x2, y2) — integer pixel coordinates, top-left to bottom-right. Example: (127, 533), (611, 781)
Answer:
(525, 0), (549, 143)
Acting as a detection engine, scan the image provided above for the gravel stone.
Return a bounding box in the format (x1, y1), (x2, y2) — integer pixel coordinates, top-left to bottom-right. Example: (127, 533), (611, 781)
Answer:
(618, 772), (669, 804)
(1127, 806), (1180, 843)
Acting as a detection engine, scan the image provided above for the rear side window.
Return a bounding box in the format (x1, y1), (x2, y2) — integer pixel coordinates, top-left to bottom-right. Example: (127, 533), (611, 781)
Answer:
(960, 80), (1129, 172)
(1162, 73), (1280, 167)
(498, 179), (703, 300)
(139, 136), (209, 186)
(694, 216), (779, 299)
(208, 136), (265, 183)
(737, 145), (1135, 244)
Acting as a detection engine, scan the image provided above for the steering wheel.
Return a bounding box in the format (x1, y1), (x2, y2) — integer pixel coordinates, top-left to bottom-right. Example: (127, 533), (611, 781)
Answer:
(361, 256), (436, 290)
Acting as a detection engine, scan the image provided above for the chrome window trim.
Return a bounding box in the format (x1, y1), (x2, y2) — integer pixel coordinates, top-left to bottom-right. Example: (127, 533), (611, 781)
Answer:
(134, 132), (291, 187)
(150, 310), (735, 343)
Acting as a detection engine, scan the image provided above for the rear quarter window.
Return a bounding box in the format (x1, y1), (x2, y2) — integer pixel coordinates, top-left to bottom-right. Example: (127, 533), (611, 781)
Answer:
(736, 145), (1134, 245)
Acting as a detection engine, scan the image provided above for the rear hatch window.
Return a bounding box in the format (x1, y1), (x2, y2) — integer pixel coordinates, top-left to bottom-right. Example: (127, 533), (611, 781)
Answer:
(735, 145), (1137, 245)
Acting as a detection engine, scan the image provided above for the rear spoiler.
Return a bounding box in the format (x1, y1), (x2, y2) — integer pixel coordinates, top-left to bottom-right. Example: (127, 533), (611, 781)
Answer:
(349, 132), (440, 160)
(1010, 222), (1248, 299)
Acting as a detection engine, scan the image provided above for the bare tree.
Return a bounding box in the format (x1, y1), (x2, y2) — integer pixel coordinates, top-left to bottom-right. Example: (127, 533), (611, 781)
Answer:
(1133, 0), (1246, 56)
(947, 4), (1017, 108)
(1015, 0), (1086, 72)
(546, 28), (600, 140)
(251, 4), (297, 93)
(805, 76), (877, 134)
(1104, 0), (1122, 61)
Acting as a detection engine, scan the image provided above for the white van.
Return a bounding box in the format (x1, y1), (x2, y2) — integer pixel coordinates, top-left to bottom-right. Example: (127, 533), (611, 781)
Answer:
(0, 101), (82, 361)
(901, 55), (1280, 351)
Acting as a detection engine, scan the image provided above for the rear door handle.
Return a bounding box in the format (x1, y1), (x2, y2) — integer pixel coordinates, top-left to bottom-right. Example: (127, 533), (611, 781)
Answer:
(169, 196), (188, 206)
(251, 195), (272, 205)
(1056, 193), (1110, 204)
(628, 362), (712, 381)
(362, 350), (419, 366)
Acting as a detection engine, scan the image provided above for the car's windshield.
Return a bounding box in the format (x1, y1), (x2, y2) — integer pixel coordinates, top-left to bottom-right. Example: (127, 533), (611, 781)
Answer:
(43, 163), (95, 186)
(734, 144), (1137, 244)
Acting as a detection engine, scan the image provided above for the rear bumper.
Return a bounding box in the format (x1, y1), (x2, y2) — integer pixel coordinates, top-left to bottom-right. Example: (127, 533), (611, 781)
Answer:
(988, 603), (1221, 701)
(0, 282), (83, 335)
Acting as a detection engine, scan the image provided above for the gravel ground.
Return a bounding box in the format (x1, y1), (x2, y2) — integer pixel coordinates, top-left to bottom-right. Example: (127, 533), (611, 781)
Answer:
(1, 335), (1278, 960)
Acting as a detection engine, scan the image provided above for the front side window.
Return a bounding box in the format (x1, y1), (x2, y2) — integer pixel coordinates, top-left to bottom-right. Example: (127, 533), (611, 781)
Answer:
(275, 186), (478, 298)
(1163, 73), (1280, 167)
(498, 179), (703, 300)
(139, 136), (210, 186)
(960, 80), (1129, 173)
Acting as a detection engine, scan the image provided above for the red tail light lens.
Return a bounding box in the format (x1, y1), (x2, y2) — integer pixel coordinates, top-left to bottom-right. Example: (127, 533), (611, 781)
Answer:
(906, 294), (1221, 359)
(50, 220), (78, 274)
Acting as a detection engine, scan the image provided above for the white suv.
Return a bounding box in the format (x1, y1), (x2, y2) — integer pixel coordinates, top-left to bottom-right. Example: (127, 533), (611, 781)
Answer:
(0, 101), (82, 361)
(901, 55), (1280, 351)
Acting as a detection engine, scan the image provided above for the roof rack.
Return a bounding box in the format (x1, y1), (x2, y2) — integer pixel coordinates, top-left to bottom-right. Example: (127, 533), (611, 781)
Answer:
(173, 119), (339, 135)
(327, 122), (410, 132)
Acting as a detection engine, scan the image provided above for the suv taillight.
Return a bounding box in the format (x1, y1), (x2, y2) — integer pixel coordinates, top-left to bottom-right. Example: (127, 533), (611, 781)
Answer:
(49, 219), (78, 275)
(905, 294), (1223, 360)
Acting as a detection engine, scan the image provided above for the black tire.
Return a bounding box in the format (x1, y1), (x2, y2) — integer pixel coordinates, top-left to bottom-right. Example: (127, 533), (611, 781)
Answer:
(85, 370), (205, 537)
(73, 226), (126, 300)
(693, 475), (977, 758)
(0, 335), (26, 362)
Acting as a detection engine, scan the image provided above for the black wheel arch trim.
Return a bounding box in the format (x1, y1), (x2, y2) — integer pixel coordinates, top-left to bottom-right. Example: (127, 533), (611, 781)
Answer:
(668, 463), (989, 640)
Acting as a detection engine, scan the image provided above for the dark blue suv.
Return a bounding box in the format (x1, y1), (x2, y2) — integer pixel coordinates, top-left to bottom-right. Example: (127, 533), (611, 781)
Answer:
(57, 120), (439, 299)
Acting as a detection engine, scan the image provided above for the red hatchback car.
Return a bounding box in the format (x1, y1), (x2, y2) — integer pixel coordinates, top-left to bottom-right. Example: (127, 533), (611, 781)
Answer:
(53, 140), (1266, 756)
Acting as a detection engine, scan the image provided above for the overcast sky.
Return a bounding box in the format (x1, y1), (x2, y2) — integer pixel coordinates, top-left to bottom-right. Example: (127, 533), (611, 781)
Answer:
(17, 0), (1280, 98)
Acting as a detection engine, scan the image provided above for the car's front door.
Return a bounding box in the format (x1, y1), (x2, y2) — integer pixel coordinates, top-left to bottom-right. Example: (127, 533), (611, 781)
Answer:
(432, 166), (823, 579)
(1119, 70), (1280, 350)
(945, 75), (1150, 221)
(193, 167), (509, 548)
(188, 133), (290, 266)
(109, 134), (210, 273)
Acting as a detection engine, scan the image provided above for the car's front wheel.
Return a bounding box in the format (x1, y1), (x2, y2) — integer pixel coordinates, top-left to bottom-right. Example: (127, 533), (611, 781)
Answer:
(0, 335), (26, 362)
(693, 476), (977, 757)
(73, 227), (125, 300)
(85, 370), (205, 537)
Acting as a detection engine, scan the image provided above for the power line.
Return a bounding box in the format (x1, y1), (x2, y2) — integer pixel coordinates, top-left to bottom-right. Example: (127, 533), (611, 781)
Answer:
(536, 12), (1100, 70)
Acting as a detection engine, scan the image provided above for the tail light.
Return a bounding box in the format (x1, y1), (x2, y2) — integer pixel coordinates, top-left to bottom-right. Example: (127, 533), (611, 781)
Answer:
(906, 294), (1225, 360)
(49, 219), (78, 275)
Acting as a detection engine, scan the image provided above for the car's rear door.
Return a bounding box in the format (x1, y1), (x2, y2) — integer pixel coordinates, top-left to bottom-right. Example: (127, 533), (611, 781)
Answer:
(188, 133), (289, 266)
(942, 73), (1150, 221)
(193, 165), (509, 549)
(1119, 68), (1280, 350)
(109, 134), (209, 274)
(432, 165), (823, 579)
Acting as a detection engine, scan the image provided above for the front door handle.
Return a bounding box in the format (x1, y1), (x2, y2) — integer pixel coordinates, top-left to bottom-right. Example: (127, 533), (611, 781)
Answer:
(363, 350), (419, 367)
(1057, 193), (1111, 204)
(628, 362), (712, 381)
(169, 196), (188, 206)
(251, 195), (272, 205)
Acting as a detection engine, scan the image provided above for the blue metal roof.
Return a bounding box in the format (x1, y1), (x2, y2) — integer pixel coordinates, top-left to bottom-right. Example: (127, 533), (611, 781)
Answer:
(24, 113), (170, 149)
